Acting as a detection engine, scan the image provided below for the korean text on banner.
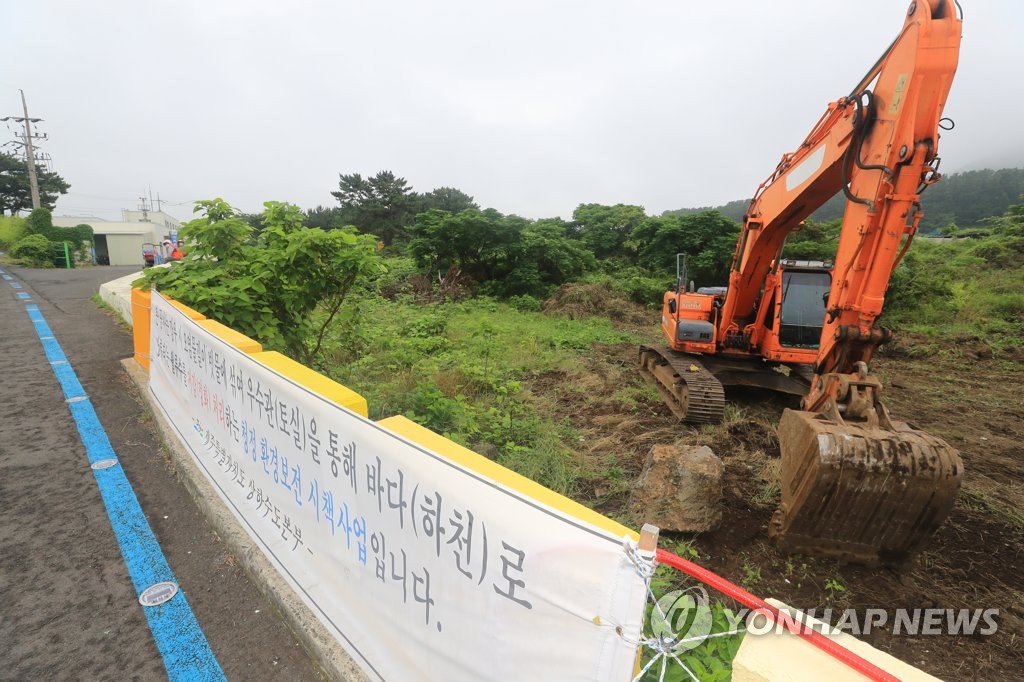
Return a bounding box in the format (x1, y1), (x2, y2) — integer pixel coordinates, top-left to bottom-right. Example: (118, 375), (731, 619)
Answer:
(147, 292), (649, 681)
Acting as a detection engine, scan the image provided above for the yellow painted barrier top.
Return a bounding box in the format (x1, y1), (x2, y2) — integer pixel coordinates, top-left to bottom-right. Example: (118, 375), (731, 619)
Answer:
(197, 319), (263, 354)
(166, 298), (206, 321)
(252, 351), (369, 418)
(378, 415), (638, 541)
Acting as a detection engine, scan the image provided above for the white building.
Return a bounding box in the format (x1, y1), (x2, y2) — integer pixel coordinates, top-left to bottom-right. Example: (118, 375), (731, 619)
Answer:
(53, 209), (181, 266)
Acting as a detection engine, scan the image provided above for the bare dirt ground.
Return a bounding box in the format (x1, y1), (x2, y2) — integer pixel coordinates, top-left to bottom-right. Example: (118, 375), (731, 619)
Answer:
(530, 330), (1024, 681)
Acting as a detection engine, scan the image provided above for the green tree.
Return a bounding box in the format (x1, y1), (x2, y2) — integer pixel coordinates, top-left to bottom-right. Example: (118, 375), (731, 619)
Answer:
(781, 218), (841, 260)
(570, 203), (646, 260)
(303, 205), (348, 230)
(409, 209), (597, 297)
(986, 195), (1024, 237)
(409, 208), (519, 283)
(331, 170), (417, 245)
(140, 199), (382, 366)
(420, 186), (479, 214)
(0, 152), (71, 215)
(634, 210), (739, 284)
(500, 218), (596, 296)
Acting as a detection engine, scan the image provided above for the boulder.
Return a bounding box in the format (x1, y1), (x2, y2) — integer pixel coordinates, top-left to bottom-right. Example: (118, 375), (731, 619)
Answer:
(629, 444), (723, 532)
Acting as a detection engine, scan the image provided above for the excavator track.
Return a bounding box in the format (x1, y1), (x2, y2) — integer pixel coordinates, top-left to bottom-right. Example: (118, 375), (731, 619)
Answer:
(638, 346), (725, 424)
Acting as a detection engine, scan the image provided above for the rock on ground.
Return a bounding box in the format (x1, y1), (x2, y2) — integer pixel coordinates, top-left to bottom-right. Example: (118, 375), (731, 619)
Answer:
(629, 444), (723, 532)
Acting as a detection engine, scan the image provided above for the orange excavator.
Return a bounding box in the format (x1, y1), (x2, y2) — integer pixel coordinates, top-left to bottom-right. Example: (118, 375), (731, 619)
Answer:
(639, 0), (964, 565)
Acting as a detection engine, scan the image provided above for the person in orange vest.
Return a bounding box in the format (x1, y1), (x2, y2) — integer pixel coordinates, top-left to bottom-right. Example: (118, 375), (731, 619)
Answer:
(170, 240), (185, 261)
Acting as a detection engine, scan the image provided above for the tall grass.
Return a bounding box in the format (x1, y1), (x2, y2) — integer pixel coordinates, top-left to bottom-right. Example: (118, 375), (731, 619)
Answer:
(322, 292), (639, 495)
(883, 235), (1024, 348)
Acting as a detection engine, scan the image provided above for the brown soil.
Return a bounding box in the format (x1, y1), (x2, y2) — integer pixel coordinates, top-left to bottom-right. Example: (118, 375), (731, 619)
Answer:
(528, 329), (1024, 680)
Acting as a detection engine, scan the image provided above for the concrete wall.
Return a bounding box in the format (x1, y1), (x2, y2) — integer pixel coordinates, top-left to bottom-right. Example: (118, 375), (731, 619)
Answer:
(97, 270), (140, 324)
(106, 233), (147, 267)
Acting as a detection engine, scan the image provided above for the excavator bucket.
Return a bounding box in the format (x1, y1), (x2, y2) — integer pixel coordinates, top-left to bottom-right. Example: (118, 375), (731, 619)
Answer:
(769, 409), (962, 566)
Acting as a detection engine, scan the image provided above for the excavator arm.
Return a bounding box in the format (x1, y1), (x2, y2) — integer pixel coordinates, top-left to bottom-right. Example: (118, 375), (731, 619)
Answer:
(723, 0), (962, 398)
(758, 0), (965, 565)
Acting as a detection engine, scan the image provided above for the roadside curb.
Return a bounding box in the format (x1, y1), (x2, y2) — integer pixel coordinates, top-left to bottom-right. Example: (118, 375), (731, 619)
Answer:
(121, 357), (370, 682)
(99, 271), (142, 323)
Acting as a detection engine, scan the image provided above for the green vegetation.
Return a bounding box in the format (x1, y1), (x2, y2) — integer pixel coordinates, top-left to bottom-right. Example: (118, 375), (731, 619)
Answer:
(0, 152), (70, 215)
(823, 577), (847, 599)
(0, 214), (26, 250)
(665, 167), (1024, 233)
(309, 170), (479, 244)
(739, 559), (762, 590)
(323, 290), (639, 495)
(881, 203), (1024, 349)
(409, 209), (596, 298)
(3, 208), (93, 267)
(11, 233), (53, 267)
(137, 199), (381, 366)
(641, 565), (745, 681)
(152, 181), (1024, 500)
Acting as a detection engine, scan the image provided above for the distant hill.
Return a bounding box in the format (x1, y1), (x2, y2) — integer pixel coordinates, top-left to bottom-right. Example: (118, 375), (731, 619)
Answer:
(664, 168), (1024, 232)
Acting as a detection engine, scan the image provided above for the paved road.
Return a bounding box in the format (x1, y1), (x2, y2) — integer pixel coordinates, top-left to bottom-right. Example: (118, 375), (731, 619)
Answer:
(0, 265), (323, 680)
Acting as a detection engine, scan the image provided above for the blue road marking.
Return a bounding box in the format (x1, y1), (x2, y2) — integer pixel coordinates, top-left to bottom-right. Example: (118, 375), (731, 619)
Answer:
(2, 274), (12, 280)
(17, 292), (30, 300)
(9, 281), (21, 288)
(23, 303), (225, 681)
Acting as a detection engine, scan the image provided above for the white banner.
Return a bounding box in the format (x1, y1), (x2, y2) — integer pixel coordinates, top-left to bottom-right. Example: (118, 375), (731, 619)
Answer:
(148, 293), (648, 681)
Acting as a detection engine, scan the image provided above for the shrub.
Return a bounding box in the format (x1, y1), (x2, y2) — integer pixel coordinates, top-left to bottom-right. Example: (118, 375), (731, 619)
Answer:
(11, 233), (55, 267)
(21, 208), (93, 262)
(0, 215), (26, 250)
(138, 199), (382, 366)
(409, 209), (596, 298)
(987, 292), (1024, 323)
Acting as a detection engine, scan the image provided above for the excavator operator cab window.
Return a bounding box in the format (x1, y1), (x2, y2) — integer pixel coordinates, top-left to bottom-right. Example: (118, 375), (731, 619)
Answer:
(778, 269), (831, 348)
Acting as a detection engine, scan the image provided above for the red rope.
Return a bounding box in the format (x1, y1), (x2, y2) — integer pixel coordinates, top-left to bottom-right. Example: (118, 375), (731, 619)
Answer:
(655, 548), (899, 682)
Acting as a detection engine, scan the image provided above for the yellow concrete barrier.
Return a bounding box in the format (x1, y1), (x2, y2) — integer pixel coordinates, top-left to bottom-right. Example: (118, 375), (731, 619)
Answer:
(164, 296), (206, 321)
(196, 319), (263, 354)
(131, 287), (151, 371)
(251, 351), (369, 418)
(378, 415), (638, 540)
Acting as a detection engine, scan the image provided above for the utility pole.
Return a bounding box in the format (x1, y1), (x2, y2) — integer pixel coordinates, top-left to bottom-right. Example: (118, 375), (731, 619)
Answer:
(2, 90), (47, 210)
(20, 90), (41, 209)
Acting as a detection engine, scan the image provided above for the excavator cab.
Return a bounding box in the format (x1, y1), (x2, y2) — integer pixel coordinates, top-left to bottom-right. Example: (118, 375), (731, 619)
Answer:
(776, 261), (831, 349)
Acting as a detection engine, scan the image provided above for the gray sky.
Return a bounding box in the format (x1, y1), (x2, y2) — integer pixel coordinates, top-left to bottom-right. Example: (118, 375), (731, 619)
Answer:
(3, 0), (1022, 223)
